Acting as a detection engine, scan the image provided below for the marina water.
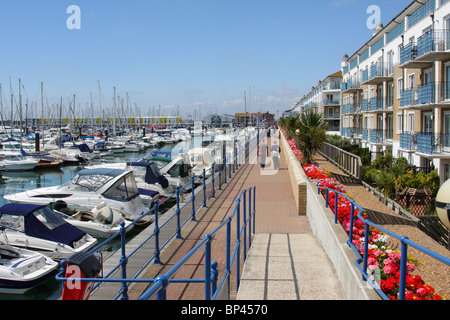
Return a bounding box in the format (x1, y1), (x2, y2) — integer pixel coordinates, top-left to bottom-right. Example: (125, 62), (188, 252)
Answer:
(0, 134), (216, 300)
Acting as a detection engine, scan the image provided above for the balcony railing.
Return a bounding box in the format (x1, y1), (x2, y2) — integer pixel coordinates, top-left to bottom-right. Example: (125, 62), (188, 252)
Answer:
(400, 133), (415, 151)
(369, 63), (393, 79)
(416, 132), (450, 154)
(369, 97), (384, 111)
(400, 42), (417, 65)
(417, 29), (450, 57)
(401, 82), (450, 107)
(362, 129), (368, 141)
(323, 99), (341, 106)
(399, 132), (450, 154)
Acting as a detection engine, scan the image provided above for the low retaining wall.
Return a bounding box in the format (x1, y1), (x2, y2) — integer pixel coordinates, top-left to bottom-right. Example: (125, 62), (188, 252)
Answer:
(280, 134), (380, 300)
(280, 135), (308, 215)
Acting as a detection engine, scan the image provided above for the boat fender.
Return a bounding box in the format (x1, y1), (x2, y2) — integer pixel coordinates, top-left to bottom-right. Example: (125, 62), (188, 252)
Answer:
(61, 252), (102, 300)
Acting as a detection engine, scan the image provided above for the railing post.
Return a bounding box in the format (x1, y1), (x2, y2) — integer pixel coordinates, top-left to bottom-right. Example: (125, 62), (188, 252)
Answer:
(203, 169), (207, 208)
(334, 192), (339, 224)
(362, 221), (370, 282)
(176, 186), (182, 240)
(119, 221), (129, 300)
(211, 163), (215, 198)
(253, 187), (256, 235)
(226, 217), (231, 300)
(191, 176), (197, 221)
(204, 234), (212, 300)
(154, 201), (161, 265)
(347, 203), (355, 247)
(243, 190), (247, 260)
(218, 163), (222, 191)
(224, 155), (227, 184)
(398, 237), (409, 301)
(155, 275), (168, 300)
(235, 198), (241, 292)
(248, 187), (252, 247)
(325, 189), (329, 207)
(211, 261), (218, 297)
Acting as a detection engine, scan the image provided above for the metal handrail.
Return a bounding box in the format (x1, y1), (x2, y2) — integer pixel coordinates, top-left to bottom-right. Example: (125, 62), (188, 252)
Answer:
(56, 129), (263, 300)
(318, 186), (450, 300)
(138, 186), (256, 300)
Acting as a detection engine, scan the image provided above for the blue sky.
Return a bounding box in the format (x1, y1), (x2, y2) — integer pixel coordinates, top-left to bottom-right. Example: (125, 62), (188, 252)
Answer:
(0, 0), (410, 119)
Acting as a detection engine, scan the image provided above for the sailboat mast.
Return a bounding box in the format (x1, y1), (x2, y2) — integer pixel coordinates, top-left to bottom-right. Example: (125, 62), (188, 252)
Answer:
(41, 82), (44, 151)
(19, 78), (23, 148)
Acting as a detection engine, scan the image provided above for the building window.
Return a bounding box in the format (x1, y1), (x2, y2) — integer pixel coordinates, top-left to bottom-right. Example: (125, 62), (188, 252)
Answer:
(397, 78), (403, 99)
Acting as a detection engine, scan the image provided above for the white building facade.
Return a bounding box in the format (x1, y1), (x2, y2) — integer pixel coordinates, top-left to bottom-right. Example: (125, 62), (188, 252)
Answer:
(341, 0), (450, 184)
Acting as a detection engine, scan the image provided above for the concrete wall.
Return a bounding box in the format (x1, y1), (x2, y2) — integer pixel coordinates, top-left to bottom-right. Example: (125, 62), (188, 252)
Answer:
(280, 133), (381, 300)
(280, 134), (308, 215)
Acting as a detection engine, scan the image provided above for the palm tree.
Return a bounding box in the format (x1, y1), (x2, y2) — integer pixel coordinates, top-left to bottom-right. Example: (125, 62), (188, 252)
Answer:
(295, 111), (327, 163)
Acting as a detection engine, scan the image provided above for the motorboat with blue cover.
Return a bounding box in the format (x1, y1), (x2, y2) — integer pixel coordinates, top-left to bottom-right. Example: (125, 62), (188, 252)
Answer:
(0, 203), (97, 261)
(0, 243), (58, 294)
(3, 168), (154, 224)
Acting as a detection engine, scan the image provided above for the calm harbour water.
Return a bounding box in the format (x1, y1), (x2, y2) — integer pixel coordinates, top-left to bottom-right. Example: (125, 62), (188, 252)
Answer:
(0, 135), (215, 300)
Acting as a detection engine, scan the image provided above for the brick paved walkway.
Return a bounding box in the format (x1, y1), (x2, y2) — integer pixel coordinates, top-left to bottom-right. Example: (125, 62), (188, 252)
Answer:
(127, 137), (345, 300)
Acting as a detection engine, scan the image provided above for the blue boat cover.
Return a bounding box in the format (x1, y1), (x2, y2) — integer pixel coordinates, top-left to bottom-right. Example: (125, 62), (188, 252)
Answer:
(137, 188), (159, 198)
(127, 162), (169, 189)
(0, 203), (86, 247)
(71, 143), (92, 153)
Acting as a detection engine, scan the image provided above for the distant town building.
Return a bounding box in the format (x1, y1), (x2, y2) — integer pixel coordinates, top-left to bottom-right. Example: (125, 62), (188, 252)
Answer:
(202, 114), (235, 127)
(234, 112), (275, 127)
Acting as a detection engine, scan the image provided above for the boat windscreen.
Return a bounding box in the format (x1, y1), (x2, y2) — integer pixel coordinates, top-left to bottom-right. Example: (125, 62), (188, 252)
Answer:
(102, 172), (140, 201)
(65, 173), (117, 192)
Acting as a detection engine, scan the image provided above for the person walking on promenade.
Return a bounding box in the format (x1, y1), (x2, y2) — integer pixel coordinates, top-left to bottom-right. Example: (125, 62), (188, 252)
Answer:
(258, 138), (269, 169)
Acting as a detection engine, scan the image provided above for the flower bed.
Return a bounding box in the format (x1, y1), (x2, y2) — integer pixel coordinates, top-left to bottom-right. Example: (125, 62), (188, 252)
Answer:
(282, 129), (443, 300)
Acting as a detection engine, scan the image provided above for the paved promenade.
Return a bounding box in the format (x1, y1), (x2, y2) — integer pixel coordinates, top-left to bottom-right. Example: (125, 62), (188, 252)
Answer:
(127, 138), (345, 300)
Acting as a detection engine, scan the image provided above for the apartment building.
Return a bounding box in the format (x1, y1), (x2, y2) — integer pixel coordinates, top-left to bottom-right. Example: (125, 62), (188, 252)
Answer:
(294, 71), (343, 133)
(341, 0), (450, 184)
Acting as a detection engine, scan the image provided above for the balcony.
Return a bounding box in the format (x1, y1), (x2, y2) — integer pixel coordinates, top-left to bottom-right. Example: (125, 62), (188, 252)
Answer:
(400, 89), (416, 108)
(362, 99), (369, 112)
(324, 113), (341, 120)
(401, 82), (450, 108)
(369, 97), (384, 112)
(362, 129), (368, 142)
(401, 30), (450, 69)
(342, 78), (362, 94)
(399, 132), (450, 155)
(362, 63), (394, 85)
(346, 103), (359, 114)
(370, 129), (383, 144)
(416, 133), (450, 155)
(323, 99), (341, 106)
(400, 133), (416, 151)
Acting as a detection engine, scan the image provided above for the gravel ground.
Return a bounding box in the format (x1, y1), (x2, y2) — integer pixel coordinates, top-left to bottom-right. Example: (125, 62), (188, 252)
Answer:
(314, 154), (450, 299)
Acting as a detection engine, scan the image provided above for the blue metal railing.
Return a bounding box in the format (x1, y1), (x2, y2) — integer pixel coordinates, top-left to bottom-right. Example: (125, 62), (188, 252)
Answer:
(318, 187), (450, 300)
(56, 129), (264, 300)
(138, 186), (256, 300)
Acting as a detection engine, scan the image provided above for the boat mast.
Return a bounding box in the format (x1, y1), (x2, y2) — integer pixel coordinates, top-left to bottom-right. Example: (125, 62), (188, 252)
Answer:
(113, 87), (116, 138)
(41, 82), (44, 152)
(19, 78), (22, 148)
